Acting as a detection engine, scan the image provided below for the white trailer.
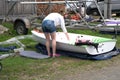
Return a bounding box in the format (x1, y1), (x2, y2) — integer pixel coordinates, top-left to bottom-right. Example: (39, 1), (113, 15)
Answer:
(0, 0), (39, 35)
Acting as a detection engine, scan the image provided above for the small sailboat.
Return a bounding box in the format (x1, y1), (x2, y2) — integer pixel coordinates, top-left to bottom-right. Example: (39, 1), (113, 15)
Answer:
(97, 19), (120, 34)
(31, 30), (117, 55)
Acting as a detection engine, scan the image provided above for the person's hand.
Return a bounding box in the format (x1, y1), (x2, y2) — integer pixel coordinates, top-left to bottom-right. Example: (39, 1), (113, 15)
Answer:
(65, 33), (70, 41)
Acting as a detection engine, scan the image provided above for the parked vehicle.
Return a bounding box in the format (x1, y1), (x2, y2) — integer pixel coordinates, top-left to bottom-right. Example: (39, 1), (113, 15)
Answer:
(86, 0), (120, 16)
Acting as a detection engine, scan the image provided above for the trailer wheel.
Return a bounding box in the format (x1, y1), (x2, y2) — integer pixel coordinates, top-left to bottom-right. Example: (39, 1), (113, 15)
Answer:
(0, 62), (2, 71)
(15, 21), (28, 35)
(86, 8), (99, 16)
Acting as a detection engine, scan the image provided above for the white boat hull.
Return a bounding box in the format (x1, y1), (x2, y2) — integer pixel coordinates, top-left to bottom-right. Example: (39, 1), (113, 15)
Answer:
(31, 30), (116, 55)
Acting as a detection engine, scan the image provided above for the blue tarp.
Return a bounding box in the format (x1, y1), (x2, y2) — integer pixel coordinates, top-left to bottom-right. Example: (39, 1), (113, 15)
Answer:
(0, 46), (16, 52)
(36, 43), (120, 60)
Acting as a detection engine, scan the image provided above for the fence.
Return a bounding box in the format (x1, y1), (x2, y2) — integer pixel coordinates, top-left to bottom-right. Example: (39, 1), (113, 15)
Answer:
(0, 0), (36, 18)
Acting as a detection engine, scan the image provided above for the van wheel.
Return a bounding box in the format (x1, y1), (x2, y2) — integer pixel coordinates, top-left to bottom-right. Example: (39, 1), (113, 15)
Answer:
(15, 21), (28, 35)
(92, 9), (99, 16)
(116, 13), (120, 16)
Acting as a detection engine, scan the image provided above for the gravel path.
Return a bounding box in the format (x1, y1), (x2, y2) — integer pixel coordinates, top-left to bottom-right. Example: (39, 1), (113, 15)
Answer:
(78, 65), (120, 80)
(59, 63), (120, 80)
(57, 57), (120, 80)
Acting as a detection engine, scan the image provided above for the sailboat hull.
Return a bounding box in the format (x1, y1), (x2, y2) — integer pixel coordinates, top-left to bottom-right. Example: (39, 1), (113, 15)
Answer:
(31, 30), (116, 55)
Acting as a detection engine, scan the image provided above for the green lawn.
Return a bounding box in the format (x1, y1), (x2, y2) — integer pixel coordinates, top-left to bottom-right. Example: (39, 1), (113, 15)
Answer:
(0, 22), (120, 80)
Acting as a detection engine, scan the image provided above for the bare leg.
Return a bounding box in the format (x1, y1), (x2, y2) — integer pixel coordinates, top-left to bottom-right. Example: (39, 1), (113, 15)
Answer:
(50, 32), (56, 57)
(44, 33), (51, 56)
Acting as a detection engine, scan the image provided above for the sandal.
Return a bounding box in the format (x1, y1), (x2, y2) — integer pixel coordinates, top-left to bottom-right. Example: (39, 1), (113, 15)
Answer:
(53, 53), (61, 57)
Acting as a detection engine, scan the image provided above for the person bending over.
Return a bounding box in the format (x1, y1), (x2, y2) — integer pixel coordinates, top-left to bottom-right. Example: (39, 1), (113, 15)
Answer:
(42, 13), (69, 57)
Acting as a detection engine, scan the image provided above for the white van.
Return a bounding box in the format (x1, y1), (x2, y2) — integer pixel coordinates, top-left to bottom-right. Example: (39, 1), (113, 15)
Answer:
(86, 0), (120, 16)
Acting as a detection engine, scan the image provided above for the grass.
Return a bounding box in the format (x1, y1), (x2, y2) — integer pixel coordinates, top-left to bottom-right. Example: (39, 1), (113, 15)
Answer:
(0, 22), (120, 80)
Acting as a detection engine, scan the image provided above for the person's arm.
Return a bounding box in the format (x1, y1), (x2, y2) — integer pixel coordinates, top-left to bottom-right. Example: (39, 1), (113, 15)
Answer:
(60, 16), (70, 40)
(60, 17), (67, 32)
(65, 32), (70, 40)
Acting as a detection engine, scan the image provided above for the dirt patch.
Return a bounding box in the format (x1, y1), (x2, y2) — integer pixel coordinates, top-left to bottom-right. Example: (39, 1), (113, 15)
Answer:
(50, 55), (120, 80)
